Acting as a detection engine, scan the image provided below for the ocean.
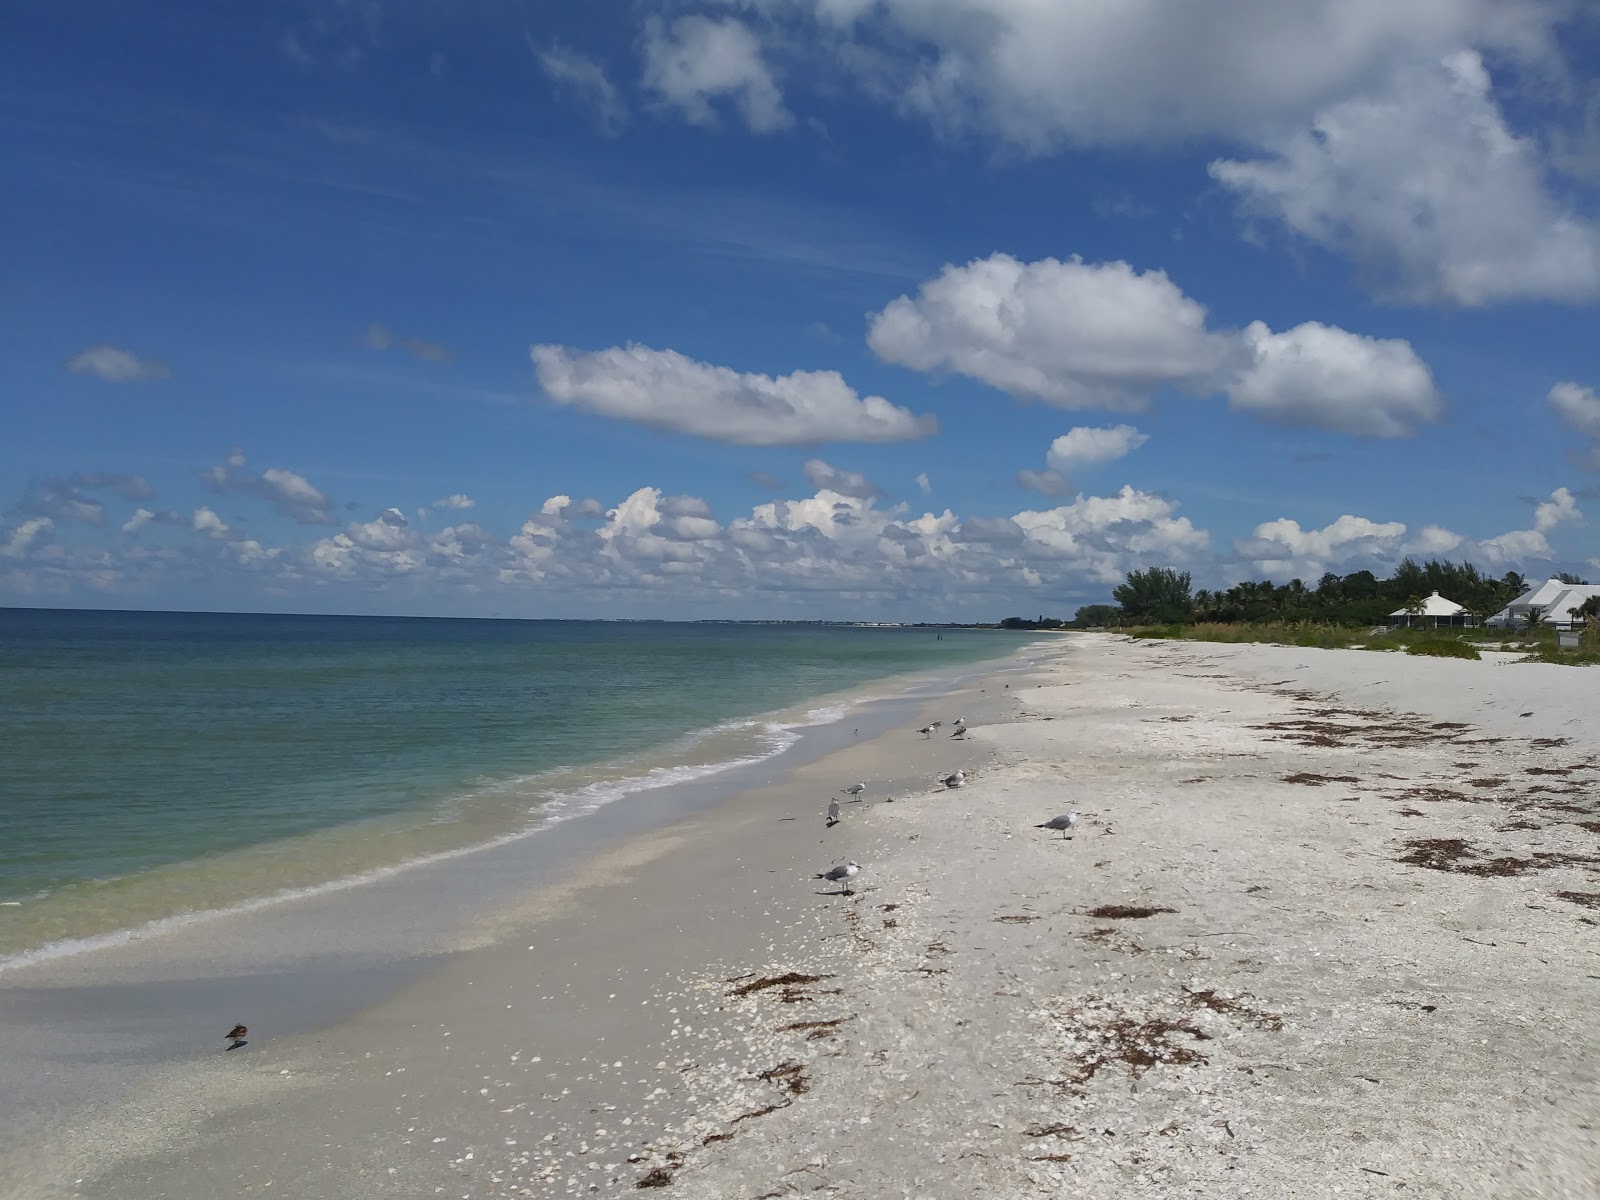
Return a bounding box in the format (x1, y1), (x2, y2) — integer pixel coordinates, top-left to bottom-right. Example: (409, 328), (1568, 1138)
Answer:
(0, 608), (1030, 965)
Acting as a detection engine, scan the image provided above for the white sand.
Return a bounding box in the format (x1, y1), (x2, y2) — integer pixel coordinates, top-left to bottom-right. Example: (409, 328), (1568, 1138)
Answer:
(9, 635), (1598, 1199)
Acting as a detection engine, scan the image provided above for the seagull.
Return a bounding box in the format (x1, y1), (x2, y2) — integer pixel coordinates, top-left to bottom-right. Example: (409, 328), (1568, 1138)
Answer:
(826, 798), (841, 826)
(916, 724), (935, 737)
(224, 1024), (248, 1051)
(1035, 812), (1079, 839)
(940, 770), (967, 789)
(815, 862), (860, 894)
(930, 721), (943, 729)
(841, 782), (866, 800)
(950, 722), (968, 739)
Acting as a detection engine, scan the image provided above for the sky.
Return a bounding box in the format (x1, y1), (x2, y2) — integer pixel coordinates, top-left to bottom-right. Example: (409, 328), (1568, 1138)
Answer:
(4, 0), (1600, 620)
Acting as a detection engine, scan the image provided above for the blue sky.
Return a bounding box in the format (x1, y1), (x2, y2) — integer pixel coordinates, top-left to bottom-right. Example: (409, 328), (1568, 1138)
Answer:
(4, 0), (1599, 619)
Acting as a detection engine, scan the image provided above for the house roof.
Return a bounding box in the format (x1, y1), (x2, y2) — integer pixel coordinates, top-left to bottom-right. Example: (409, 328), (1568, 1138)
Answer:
(1488, 578), (1600, 624)
(1390, 590), (1465, 617)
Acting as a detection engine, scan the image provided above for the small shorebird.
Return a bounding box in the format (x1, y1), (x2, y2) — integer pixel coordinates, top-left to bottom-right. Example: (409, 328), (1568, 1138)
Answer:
(815, 862), (860, 894)
(1035, 812), (1079, 839)
(840, 782), (866, 800)
(224, 1024), (248, 1051)
(916, 724), (935, 737)
(940, 770), (967, 789)
(930, 721), (943, 729)
(826, 797), (841, 826)
(950, 722), (968, 739)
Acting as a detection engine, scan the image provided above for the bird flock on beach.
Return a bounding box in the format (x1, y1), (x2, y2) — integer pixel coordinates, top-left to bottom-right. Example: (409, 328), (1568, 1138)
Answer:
(814, 712), (1081, 896)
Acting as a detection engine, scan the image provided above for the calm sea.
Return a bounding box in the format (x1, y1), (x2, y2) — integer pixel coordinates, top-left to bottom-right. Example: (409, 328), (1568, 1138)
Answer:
(0, 608), (1027, 964)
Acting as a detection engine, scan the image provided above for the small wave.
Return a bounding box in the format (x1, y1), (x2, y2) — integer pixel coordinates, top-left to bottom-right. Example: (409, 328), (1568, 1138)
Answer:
(534, 722), (802, 818)
(0, 717), (813, 975)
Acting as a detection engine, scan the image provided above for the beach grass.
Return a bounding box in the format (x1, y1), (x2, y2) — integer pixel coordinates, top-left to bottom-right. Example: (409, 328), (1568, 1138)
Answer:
(1404, 639), (1481, 660)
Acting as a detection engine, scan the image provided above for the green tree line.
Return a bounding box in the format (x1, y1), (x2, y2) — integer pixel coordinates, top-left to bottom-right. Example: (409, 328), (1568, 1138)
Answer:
(1072, 560), (1559, 628)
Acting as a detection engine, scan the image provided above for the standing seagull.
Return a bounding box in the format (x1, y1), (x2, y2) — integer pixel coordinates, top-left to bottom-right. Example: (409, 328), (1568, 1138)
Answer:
(840, 782), (866, 801)
(940, 770), (967, 789)
(826, 798), (841, 826)
(224, 1024), (248, 1051)
(815, 862), (860, 894)
(950, 722), (968, 739)
(916, 724), (935, 737)
(1035, 812), (1079, 839)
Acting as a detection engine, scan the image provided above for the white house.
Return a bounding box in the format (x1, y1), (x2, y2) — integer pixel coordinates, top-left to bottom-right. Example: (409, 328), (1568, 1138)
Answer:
(1389, 590), (1468, 628)
(1486, 579), (1600, 629)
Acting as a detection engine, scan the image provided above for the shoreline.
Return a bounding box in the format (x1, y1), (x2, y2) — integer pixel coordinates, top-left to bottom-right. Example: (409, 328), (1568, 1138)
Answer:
(0, 633), (1042, 971)
(0, 638), (1047, 1192)
(8, 634), (1598, 1199)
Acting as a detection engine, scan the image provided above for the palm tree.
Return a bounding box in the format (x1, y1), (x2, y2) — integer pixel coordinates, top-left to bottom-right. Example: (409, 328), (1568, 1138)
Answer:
(1402, 595), (1427, 629)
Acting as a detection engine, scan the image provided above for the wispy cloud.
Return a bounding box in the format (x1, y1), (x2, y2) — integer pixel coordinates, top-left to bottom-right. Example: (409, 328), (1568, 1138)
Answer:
(362, 323), (452, 363)
(534, 40), (627, 134)
(65, 345), (171, 383)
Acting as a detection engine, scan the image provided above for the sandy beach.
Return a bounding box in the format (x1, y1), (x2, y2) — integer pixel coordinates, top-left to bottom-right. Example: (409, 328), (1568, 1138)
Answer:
(5, 634), (1598, 1200)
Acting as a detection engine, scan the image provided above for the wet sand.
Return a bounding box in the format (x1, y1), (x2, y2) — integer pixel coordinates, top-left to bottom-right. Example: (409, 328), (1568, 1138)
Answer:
(6, 635), (1599, 1199)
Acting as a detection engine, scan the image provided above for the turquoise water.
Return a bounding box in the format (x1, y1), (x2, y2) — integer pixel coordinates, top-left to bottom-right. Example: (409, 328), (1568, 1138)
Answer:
(0, 609), (1027, 958)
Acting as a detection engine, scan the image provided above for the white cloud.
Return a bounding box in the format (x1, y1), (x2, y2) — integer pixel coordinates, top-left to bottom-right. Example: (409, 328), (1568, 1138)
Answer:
(1235, 489), (1583, 577)
(1533, 486), (1581, 534)
(728, 1), (1555, 149)
(532, 342), (936, 445)
(433, 493), (476, 511)
(203, 452), (338, 525)
(802, 459), (881, 498)
(1235, 514), (1408, 573)
(1211, 52), (1600, 307)
(914, 472), (930, 495)
(2, 517), (52, 558)
(872, 253), (1440, 434)
(642, 15), (791, 133)
(1046, 425), (1150, 472)
(868, 254), (1227, 410)
(122, 508), (154, 533)
(192, 507), (232, 539)
(1549, 381), (1600, 468)
(65, 345), (171, 382)
(1225, 322), (1442, 437)
(535, 42), (627, 133)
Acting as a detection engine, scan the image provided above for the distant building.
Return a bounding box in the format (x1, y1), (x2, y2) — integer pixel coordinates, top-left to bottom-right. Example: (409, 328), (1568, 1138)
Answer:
(1486, 579), (1600, 629)
(1389, 591), (1468, 628)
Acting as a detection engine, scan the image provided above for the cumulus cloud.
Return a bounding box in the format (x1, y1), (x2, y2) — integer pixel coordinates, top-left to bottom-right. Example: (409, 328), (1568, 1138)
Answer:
(362, 323), (452, 363)
(65, 345), (171, 382)
(1211, 52), (1600, 307)
(869, 255), (1227, 411)
(873, 253), (1440, 435)
(192, 507), (233, 539)
(1046, 425), (1150, 472)
(722, 1), (1554, 149)
(535, 41), (626, 133)
(915, 472), (931, 495)
(202, 451), (338, 525)
(1236, 514), (1407, 568)
(802, 458), (882, 498)
(433, 493), (475, 510)
(532, 342), (937, 445)
(1533, 487), (1582, 534)
(1235, 488), (1583, 577)
(1549, 381), (1600, 468)
(1225, 322), (1442, 436)
(641, 15), (790, 132)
